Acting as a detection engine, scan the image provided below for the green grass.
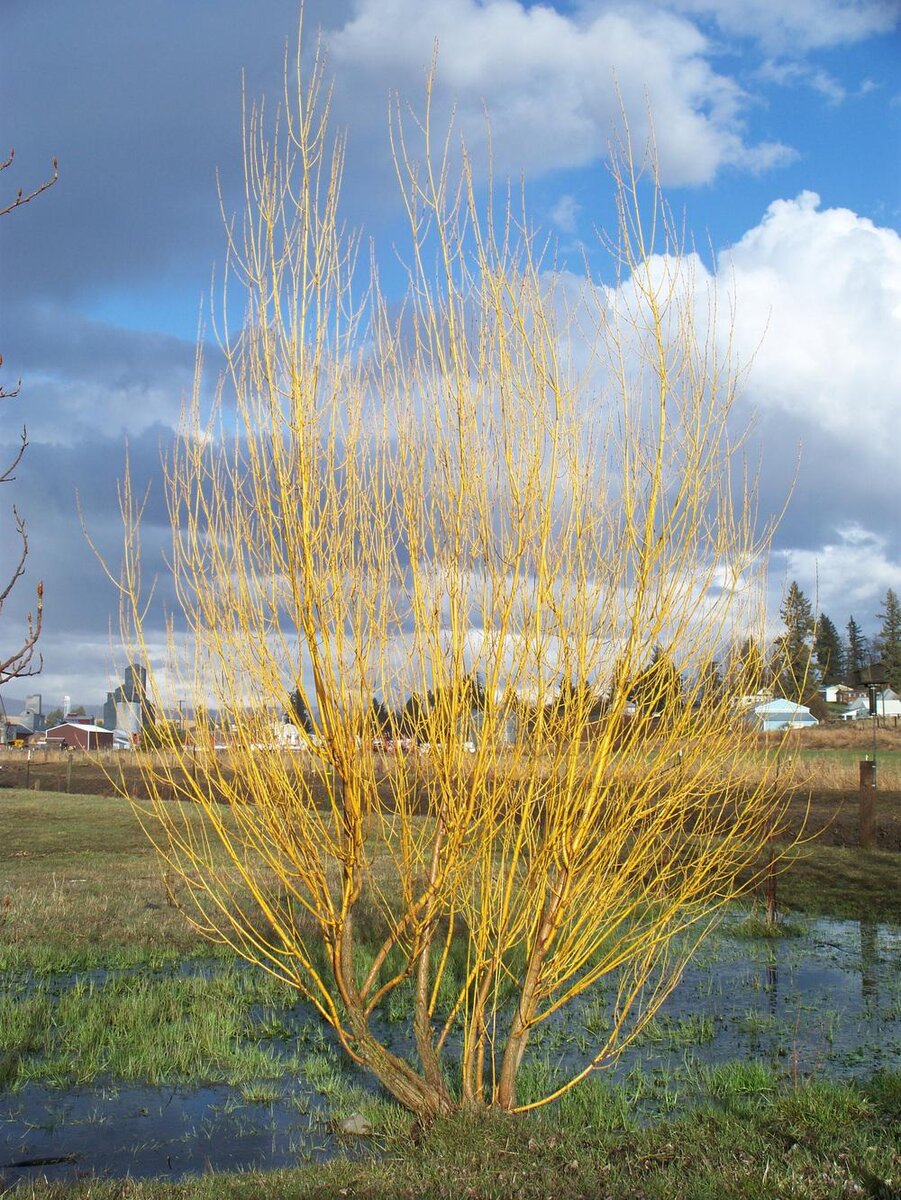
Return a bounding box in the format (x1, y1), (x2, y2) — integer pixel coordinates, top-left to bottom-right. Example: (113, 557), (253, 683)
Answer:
(0, 789), (218, 970)
(11, 1072), (900, 1199)
(0, 964), (313, 1091)
(3, 788), (898, 962)
(771, 842), (901, 922)
(727, 914), (806, 939)
(796, 748), (901, 769)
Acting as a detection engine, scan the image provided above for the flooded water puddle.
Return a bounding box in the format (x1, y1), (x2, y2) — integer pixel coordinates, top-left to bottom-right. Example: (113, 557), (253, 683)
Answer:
(538, 915), (900, 1092)
(0, 1083), (337, 1186)
(1, 916), (898, 1188)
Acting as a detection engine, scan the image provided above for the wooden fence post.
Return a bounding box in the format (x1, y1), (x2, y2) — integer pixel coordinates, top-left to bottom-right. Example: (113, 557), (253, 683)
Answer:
(859, 759), (877, 850)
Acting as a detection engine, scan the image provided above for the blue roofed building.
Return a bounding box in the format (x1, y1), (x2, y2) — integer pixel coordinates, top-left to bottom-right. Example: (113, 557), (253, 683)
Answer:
(747, 698), (819, 732)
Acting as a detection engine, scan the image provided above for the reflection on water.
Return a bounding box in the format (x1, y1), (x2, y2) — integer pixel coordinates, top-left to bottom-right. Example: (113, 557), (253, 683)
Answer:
(0, 1083), (337, 1185)
(1, 916), (898, 1188)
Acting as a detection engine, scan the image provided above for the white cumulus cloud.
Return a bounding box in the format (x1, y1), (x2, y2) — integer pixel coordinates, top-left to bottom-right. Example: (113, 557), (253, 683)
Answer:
(775, 525), (901, 617)
(327, 0), (791, 188)
(721, 192), (901, 454)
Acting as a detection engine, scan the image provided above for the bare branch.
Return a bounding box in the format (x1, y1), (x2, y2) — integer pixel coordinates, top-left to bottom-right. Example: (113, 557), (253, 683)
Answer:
(0, 148), (59, 217)
(0, 147), (55, 683)
(0, 426), (27, 483)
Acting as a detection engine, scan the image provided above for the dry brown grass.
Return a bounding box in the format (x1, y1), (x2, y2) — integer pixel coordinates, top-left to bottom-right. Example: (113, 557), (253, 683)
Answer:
(791, 721), (901, 751)
(5, 723), (901, 799)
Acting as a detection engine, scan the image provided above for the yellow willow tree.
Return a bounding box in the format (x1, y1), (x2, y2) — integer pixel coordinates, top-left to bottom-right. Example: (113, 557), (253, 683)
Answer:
(117, 45), (794, 1118)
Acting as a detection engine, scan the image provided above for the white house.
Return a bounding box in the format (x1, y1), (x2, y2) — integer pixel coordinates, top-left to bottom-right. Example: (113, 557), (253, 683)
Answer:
(842, 689), (901, 721)
(747, 698), (819, 732)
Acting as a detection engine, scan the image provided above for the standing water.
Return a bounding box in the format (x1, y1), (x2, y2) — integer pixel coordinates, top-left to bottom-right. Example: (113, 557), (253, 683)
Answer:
(1, 915), (898, 1187)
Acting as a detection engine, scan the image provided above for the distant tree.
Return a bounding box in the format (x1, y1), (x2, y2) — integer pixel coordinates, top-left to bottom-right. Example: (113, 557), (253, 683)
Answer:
(45, 706), (64, 726)
(772, 582), (814, 699)
(802, 691), (830, 723)
(694, 659), (723, 703)
(0, 149), (57, 684)
(875, 589), (901, 691)
(285, 686), (314, 733)
(141, 716), (186, 749)
(726, 636), (768, 697)
(399, 675), (487, 742)
(813, 614), (844, 687)
(846, 615), (870, 675)
(541, 676), (605, 739)
(631, 646), (683, 715)
(371, 697), (395, 733)
(399, 690), (431, 739)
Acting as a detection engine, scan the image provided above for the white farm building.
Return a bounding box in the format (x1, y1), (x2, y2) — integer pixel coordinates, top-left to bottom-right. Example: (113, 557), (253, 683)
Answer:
(747, 698), (819, 732)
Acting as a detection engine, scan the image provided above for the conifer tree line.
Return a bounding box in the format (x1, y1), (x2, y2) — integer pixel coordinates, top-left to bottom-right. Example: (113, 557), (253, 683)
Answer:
(759, 583), (901, 697)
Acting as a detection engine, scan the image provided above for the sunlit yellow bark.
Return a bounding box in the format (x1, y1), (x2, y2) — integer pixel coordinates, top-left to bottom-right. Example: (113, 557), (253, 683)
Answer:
(115, 39), (798, 1117)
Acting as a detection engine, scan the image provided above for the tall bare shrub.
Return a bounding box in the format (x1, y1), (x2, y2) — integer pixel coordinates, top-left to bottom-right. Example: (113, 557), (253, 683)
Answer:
(116, 44), (792, 1116)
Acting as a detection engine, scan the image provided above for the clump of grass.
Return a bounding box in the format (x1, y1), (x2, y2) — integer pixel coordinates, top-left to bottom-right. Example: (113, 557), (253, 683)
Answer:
(728, 913), (806, 939)
(633, 1012), (715, 1049)
(0, 963), (309, 1092)
(685, 1058), (778, 1104)
(239, 1082), (283, 1104)
(300, 1048), (346, 1098)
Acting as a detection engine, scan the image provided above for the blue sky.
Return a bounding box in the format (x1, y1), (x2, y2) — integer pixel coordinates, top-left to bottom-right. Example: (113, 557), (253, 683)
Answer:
(1, 0), (899, 709)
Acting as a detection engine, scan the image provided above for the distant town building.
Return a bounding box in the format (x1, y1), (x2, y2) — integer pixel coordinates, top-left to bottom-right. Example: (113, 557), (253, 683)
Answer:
(841, 689), (901, 721)
(0, 693), (47, 744)
(103, 664), (152, 738)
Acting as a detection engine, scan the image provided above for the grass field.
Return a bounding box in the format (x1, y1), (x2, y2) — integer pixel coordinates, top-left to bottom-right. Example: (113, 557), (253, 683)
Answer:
(1, 786), (899, 1198)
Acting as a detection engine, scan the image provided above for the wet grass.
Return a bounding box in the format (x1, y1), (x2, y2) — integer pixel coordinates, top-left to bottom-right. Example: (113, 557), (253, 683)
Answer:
(2, 788), (899, 1195)
(9, 1071), (900, 1199)
(771, 842), (901, 923)
(0, 965), (312, 1091)
(3, 788), (899, 964)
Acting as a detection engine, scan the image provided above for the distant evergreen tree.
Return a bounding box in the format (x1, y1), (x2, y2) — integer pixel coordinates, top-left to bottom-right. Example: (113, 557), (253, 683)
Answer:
(371, 696), (395, 733)
(772, 581), (814, 699)
(813, 614), (844, 686)
(875, 588), (901, 691)
(726, 636), (768, 696)
(285, 687), (314, 732)
(846, 615), (870, 675)
(544, 675), (606, 729)
(696, 658), (723, 702)
(631, 646), (683, 714)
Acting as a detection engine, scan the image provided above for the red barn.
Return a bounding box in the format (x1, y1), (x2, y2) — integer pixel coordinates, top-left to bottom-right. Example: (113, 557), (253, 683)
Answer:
(45, 722), (114, 751)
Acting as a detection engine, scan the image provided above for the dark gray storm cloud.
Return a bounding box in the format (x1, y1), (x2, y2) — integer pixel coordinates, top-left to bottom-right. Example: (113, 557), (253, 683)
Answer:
(747, 408), (900, 563)
(2, 1), (352, 307)
(0, 426), (175, 633)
